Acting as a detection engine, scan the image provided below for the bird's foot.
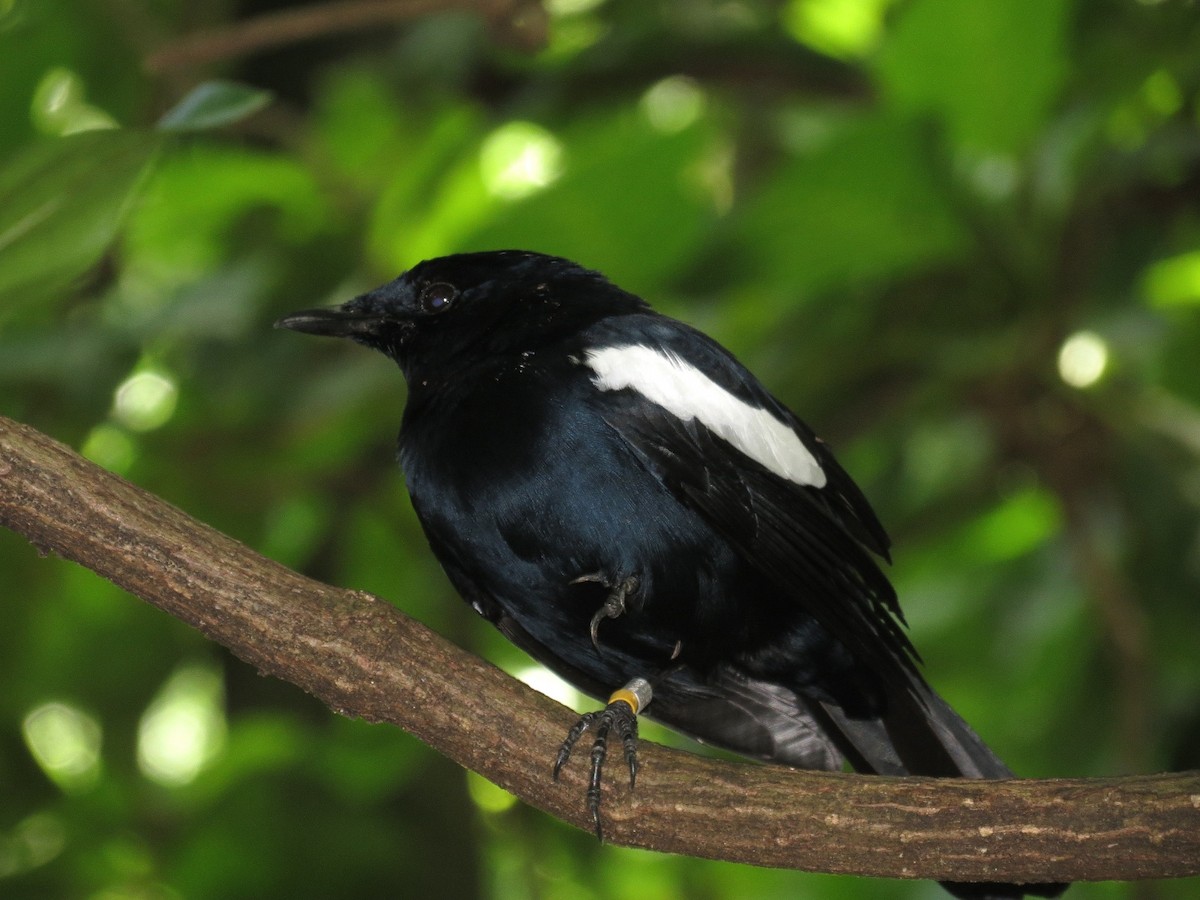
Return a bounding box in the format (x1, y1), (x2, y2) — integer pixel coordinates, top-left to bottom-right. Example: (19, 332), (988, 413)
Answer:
(571, 573), (639, 652)
(553, 676), (653, 841)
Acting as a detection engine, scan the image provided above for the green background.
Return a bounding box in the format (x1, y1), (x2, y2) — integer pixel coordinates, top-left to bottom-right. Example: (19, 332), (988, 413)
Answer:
(2, 0), (1198, 897)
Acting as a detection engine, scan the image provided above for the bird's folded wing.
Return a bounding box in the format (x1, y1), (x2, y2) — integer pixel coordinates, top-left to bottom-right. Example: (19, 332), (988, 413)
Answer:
(602, 404), (920, 683)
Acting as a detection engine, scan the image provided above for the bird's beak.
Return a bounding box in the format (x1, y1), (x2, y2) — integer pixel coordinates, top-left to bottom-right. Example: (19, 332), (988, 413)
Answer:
(274, 305), (389, 339)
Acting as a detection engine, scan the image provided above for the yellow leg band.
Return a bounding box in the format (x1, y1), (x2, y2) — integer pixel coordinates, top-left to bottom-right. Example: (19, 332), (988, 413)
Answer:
(607, 677), (653, 716)
(608, 688), (641, 714)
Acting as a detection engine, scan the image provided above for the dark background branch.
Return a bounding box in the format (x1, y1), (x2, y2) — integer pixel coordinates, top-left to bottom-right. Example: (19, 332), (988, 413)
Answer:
(2, 414), (1197, 885)
(143, 0), (546, 73)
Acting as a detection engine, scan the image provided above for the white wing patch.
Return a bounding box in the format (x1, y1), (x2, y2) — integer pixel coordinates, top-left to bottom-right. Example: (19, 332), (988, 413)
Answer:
(584, 344), (827, 488)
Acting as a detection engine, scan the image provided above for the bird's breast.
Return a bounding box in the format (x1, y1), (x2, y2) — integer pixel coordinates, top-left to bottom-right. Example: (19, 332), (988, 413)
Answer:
(397, 370), (752, 665)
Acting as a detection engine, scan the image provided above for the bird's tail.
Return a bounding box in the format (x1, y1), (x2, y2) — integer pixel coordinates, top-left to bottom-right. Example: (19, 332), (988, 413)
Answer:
(815, 673), (1068, 900)
(816, 673), (1012, 779)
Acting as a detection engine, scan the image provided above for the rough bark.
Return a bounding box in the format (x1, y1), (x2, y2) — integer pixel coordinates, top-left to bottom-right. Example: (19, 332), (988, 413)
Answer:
(1, 414), (1197, 884)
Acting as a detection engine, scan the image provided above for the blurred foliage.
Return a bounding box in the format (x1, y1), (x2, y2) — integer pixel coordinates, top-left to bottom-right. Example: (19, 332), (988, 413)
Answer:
(2, 0), (1199, 898)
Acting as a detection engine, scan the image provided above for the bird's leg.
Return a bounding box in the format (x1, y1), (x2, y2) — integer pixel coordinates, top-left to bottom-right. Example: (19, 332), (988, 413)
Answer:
(570, 573), (639, 653)
(553, 676), (653, 841)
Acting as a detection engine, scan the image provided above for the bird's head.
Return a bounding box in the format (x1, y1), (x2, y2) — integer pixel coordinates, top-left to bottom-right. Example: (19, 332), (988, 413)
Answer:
(275, 250), (646, 382)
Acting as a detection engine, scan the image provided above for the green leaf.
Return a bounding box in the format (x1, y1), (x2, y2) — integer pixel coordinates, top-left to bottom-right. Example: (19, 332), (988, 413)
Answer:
(0, 129), (161, 312)
(959, 485), (1062, 563)
(157, 81), (273, 133)
(734, 116), (969, 296)
(875, 0), (1070, 154)
(122, 144), (331, 285)
(1143, 249), (1200, 308)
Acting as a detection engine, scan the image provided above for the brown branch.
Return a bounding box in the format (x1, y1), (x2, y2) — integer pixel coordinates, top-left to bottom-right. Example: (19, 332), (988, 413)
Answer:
(1, 413), (1197, 884)
(144, 0), (547, 73)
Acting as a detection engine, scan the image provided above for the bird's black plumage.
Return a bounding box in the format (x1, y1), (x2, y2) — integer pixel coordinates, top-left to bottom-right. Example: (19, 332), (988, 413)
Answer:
(278, 250), (1066, 900)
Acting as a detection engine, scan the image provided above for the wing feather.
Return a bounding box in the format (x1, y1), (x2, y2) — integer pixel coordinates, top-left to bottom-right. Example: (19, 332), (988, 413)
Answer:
(603, 403), (920, 682)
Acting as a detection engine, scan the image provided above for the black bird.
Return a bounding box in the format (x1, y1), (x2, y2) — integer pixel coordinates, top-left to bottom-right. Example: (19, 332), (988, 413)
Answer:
(278, 250), (1066, 900)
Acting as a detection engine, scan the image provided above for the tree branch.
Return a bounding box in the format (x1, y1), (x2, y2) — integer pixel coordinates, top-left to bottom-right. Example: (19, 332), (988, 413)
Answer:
(1, 414), (1197, 885)
(143, 0), (547, 73)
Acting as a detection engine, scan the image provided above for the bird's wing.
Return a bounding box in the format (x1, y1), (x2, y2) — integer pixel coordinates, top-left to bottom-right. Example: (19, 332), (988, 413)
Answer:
(649, 664), (846, 770)
(611, 407), (917, 675)
(579, 315), (892, 559)
(578, 318), (918, 682)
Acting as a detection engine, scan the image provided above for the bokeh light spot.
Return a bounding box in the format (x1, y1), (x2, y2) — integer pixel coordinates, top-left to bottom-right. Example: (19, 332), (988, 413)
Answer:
(81, 424), (138, 473)
(113, 370), (178, 432)
(138, 663), (227, 787)
(782, 0), (893, 59)
(641, 76), (706, 134)
(511, 662), (584, 710)
(1057, 330), (1109, 389)
(466, 770), (518, 814)
(22, 702), (102, 791)
(479, 122), (564, 200)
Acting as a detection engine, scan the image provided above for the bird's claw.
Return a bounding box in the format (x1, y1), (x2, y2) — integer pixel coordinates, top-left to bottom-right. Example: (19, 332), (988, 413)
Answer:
(553, 677), (652, 841)
(572, 573), (639, 653)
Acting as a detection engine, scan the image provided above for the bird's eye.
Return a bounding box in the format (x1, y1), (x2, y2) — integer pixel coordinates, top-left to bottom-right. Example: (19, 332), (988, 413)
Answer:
(419, 282), (458, 314)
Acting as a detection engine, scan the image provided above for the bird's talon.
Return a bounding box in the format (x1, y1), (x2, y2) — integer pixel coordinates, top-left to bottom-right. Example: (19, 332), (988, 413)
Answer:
(579, 574), (639, 652)
(554, 710), (598, 780)
(553, 678), (652, 841)
(588, 613), (605, 653)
